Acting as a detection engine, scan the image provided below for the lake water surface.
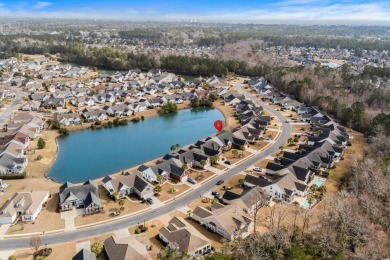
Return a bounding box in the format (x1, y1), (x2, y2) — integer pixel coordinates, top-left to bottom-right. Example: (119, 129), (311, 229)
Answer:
(48, 108), (224, 183)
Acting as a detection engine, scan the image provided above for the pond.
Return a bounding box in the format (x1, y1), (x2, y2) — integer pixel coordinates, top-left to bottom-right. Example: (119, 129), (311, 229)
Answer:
(47, 108), (224, 183)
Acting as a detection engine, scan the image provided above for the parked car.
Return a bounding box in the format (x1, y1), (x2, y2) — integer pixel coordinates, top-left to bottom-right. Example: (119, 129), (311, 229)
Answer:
(302, 132), (309, 136)
(253, 167), (262, 172)
(285, 120), (289, 123)
(224, 161), (231, 165)
(211, 191), (220, 196)
(216, 180), (225, 185)
(146, 198), (154, 205)
(187, 178), (197, 184)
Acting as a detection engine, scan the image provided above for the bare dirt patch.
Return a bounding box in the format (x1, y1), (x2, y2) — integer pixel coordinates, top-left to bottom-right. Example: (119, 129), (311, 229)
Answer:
(188, 170), (216, 184)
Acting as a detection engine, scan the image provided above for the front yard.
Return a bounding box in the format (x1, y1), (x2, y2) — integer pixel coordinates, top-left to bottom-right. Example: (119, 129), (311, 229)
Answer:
(213, 174), (245, 195)
(74, 186), (150, 227)
(6, 193), (65, 235)
(223, 150), (253, 164)
(157, 182), (192, 202)
(187, 170), (216, 184)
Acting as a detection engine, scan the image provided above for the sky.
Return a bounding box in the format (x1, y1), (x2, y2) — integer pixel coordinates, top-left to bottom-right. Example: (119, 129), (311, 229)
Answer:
(1, 0), (390, 24)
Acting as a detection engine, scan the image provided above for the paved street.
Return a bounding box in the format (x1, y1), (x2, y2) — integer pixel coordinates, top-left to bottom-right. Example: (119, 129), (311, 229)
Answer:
(0, 82), (291, 251)
(0, 88), (23, 127)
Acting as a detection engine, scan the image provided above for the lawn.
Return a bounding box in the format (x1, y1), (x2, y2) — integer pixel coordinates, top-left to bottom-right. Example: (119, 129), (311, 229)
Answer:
(188, 197), (213, 211)
(224, 150), (253, 164)
(292, 125), (310, 134)
(213, 174), (244, 195)
(157, 182), (192, 202)
(255, 159), (275, 169)
(13, 242), (77, 260)
(249, 140), (270, 151)
(211, 163), (227, 171)
(188, 170), (216, 184)
(6, 193), (65, 235)
(74, 186), (150, 226)
(264, 130), (279, 140)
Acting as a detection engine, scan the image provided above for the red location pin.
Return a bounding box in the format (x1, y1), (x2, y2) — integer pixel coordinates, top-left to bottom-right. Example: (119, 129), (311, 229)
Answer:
(214, 120), (223, 132)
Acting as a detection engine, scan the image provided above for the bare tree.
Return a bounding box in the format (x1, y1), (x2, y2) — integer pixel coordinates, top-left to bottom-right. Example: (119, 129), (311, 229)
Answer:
(30, 236), (41, 253)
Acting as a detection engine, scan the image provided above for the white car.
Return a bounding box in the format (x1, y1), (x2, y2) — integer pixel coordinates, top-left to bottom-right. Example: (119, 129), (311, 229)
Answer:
(253, 167), (262, 172)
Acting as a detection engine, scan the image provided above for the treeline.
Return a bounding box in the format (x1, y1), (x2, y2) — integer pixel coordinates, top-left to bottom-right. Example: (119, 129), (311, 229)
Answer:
(118, 29), (163, 42)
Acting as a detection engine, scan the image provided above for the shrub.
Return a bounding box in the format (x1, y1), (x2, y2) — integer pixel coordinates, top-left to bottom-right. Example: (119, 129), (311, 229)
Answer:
(134, 227), (141, 234)
(58, 128), (69, 135)
(95, 120), (102, 126)
(107, 121), (113, 128)
(90, 242), (103, 255)
(37, 138), (46, 149)
(36, 154), (43, 160)
(140, 116), (145, 120)
(9, 256), (16, 260)
(0, 172), (26, 179)
(51, 121), (61, 130)
(346, 141), (352, 146)
(119, 119), (128, 125)
(140, 226), (148, 232)
(118, 199), (125, 206)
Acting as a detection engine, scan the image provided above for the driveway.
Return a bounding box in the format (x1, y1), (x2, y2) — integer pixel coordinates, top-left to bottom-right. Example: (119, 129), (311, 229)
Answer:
(60, 208), (80, 232)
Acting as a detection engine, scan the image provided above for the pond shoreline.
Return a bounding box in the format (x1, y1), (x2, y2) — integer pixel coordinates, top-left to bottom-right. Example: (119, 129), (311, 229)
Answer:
(41, 102), (229, 184)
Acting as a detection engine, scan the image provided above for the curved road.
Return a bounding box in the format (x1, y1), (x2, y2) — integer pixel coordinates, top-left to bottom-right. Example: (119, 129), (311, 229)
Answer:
(0, 88), (23, 127)
(0, 84), (291, 250)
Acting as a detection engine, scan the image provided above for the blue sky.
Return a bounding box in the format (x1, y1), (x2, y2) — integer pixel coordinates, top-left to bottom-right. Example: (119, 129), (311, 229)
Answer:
(1, 0), (390, 24)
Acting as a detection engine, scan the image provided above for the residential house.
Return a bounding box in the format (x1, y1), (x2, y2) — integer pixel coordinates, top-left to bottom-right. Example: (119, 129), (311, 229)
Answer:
(58, 180), (101, 214)
(159, 217), (211, 257)
(0, 191), (49, 224)
(72, 249), (96, 260)
(104, 234), (151, 260)
(56, 113), (82, 125)
(20, 101), (41, 111)
(191, 202), (254, 241)
(102, 172), (154, 199)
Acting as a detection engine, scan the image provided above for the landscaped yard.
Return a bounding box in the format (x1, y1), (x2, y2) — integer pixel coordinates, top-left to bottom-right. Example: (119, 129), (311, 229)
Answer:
(75, 186), (150, 226)
(157, 182), (192, 202)
(6, 193), (65, 235)
(13, 242), (77, 260)
(223, 150), (253, 164)
(188, 170), (216, 184)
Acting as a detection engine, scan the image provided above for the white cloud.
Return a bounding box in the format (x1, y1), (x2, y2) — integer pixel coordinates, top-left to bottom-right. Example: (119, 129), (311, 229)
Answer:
(33, 1), (52, 9)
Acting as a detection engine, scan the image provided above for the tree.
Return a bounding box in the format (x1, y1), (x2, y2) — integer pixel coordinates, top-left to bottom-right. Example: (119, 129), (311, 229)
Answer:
(160, 101), (178, 114)
(156, 175), (163, 184)
(154, 185), (162, 195)
(205, 252), (231, 260)
(37, 138), (46, 149)
(30, 236), (41, 253)
(232, 149), (238, 158)
(293, 137), (299, 144)
(51, 120), (61, 130)
(279, 145), (284, 151)
(210, 155), (219, 165)
(200, 159), (207, 169)
(239, 145), (245, 154)
(182, 163), (189, 170)
(90, 242), (103, 255)
(187, 209), (192, 218)
(287, 137), (293, 145)
(238, 178), (245, 186)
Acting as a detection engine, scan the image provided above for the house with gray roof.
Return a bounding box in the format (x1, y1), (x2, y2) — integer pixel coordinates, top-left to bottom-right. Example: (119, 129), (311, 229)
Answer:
(104, 234), (151, 260)
(159, 216), (211, 257)
(72, 249), (96, 260)
(102, 172), (154, 199)
(58, 180), (101, 214)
